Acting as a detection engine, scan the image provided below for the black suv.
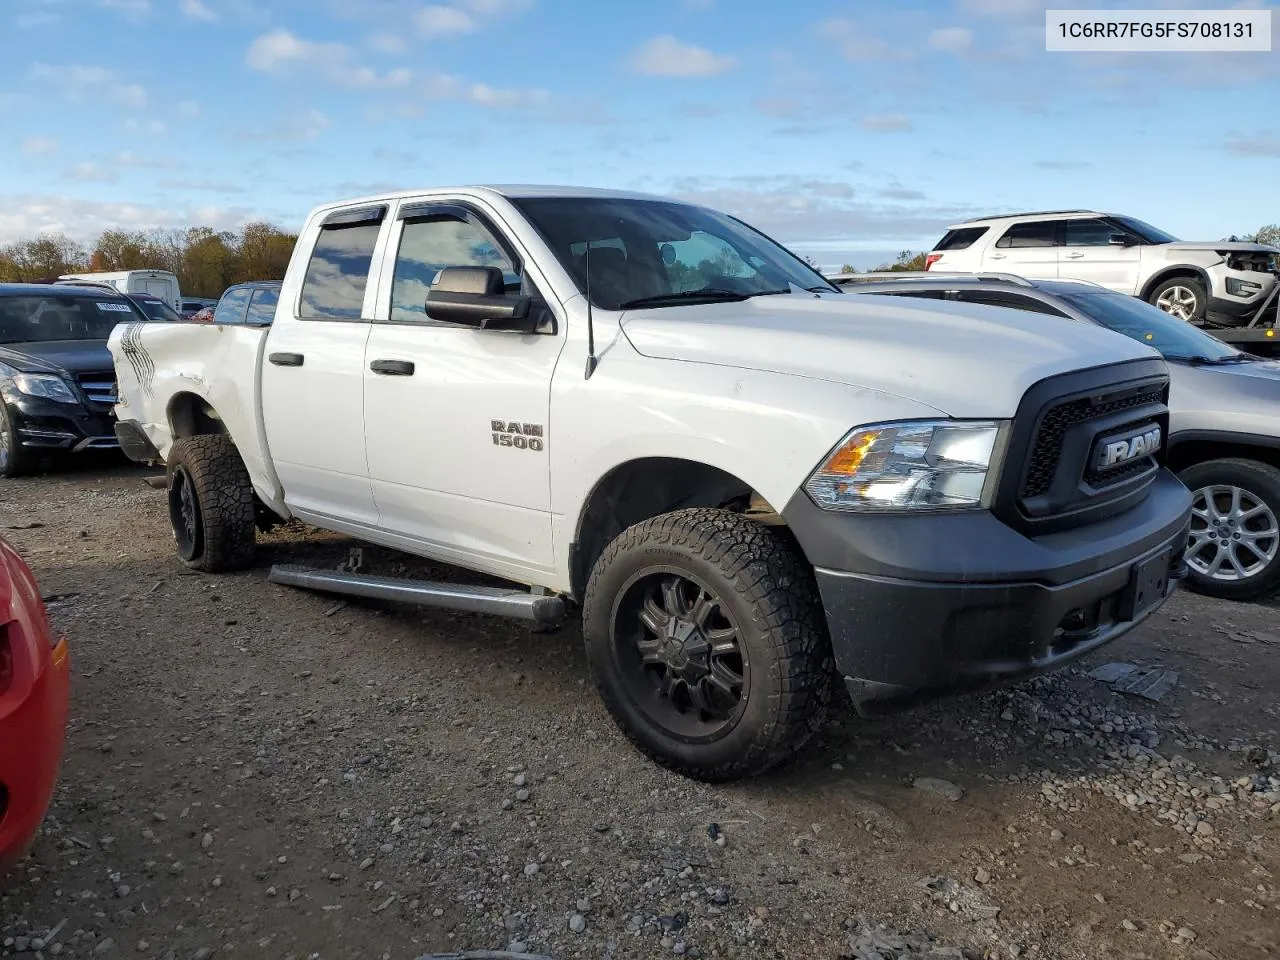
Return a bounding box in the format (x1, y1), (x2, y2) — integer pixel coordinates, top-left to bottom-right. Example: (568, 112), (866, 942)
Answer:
(0, 284), (148, 476)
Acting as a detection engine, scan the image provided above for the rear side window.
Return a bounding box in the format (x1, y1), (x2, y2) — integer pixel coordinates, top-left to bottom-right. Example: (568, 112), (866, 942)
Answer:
(995, 221), (1058, 248)
(932, 227), (989, 251)
(300, 223), (381, 321)
(245, 287), (280, 325)
(213, 286), (252, 325)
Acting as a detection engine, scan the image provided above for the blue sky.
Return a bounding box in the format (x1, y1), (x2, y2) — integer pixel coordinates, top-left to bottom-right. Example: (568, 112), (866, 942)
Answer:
(0, 0), (1277, 268)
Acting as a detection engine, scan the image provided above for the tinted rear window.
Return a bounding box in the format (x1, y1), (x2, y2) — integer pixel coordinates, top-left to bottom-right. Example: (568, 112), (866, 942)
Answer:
(933, 227), (989, 251)
(995, 221), (1058, 248)
(0, 294), (143, 343)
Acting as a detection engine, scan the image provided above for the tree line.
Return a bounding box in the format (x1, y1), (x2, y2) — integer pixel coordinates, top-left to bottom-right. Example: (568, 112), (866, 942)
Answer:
(0, 223), (298, 298)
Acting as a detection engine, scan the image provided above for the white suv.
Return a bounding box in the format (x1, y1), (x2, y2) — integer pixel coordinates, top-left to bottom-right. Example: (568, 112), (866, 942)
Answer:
(926, 210), (1278, 327)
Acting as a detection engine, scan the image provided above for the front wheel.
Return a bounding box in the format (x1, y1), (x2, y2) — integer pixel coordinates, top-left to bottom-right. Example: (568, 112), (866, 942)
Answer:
(1180, 458), (1280, 601)
(166, 435), (257, 572)
(0, 402), (37, 478)
(1149, 276), (1207, 324)
(582, 508), (835, 782)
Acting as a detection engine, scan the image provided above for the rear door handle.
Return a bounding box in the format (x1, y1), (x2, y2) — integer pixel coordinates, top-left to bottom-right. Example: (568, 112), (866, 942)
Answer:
(989, 253), (1006, 260)
(268, 352), (304, 367)
(370, 359), (415, 376)
(1066, 252), (1085, 259)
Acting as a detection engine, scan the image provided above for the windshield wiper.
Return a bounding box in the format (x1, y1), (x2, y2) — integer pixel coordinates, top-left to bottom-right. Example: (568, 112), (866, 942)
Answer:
(1180, 354), (1259, 365)
(617, 288), (790, 309)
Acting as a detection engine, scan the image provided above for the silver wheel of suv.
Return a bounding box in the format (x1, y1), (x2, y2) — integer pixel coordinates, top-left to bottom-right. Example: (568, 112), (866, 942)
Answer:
(1155, 285), (1200, 321)
(1186, 484), (1280, 582)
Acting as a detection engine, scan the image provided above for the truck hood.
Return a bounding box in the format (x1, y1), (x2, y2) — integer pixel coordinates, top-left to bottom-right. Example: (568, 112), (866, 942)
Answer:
(0, 340), (113, 376)
(619, 293), (1159, 418)
(1158, 241), (1279, 254)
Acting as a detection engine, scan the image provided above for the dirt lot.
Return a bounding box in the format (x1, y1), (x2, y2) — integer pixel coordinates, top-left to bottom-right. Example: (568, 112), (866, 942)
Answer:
(1, 461), (1277, 960)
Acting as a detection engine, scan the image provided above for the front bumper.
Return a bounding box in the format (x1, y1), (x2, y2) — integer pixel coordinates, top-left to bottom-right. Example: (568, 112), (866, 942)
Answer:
(0, 637), (70, 873)
(1208, 269), (1278, 324)
(783, 470), (1193, 713)
(6, 393), (118, 453)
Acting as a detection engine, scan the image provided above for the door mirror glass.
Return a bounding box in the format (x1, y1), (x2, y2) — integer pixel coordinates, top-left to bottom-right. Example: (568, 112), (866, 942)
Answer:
(1108, 233), (1133, 246)
(425, 266), (532, 331)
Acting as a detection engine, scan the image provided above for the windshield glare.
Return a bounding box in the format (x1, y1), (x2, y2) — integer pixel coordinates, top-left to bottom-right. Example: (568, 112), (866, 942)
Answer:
(0, 295), (142, 343)
(1112, 215), (1179, 244)
(511, 197), (837, 310)
(136, 298), (183, 322)
(1059, 291), (1239, 361)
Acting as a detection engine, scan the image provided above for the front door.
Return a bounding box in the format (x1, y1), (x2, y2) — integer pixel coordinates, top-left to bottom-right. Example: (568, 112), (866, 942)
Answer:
(260, 206), (387, 526)
(1058, 217), (1143, 293)
(362, 201), (565, 581)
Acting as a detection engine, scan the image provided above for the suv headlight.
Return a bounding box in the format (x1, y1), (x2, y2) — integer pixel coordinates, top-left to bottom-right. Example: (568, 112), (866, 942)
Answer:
(12, 373), (77, 404)
(804, 420), (1006, 513)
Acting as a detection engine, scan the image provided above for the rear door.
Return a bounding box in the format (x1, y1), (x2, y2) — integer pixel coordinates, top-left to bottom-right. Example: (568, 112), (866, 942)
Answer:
(362, 199), (564, 579)
(260, 205), (388, 527)
(1058, 218), (1143, 293)
(984, 220), (1059, 279)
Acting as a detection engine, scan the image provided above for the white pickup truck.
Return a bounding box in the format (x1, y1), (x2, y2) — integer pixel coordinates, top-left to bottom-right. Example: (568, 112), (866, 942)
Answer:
(108, 185), (1193, 781)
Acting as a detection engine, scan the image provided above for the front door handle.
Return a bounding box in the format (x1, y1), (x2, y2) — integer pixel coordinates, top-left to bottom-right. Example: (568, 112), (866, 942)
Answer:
(269, 352), (304, 367)
(370, 359), (415, 376)
(989, 253), (1006, 260)
(1066, 252), (1085, 259)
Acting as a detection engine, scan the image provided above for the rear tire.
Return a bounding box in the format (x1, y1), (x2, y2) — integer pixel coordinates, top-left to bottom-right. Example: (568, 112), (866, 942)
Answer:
(0, 402), (36, 478)
(1179, 458), (1280, 602)
(166, 435), (256, 572)
(582, 508), (835, 782)
(1149, 276), (1207, 324)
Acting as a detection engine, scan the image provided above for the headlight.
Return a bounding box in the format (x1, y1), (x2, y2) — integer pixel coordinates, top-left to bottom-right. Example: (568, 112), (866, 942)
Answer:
(804, 420), (1005, 513)
(12, 373), (77, 404)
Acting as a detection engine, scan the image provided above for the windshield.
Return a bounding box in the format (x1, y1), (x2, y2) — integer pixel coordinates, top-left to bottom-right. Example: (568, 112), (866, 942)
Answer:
(511, 197), (838, 310)
(1058, 290), (1243, 362)
(1111, 215), (1179, 244)
(0, 294), (144, 343)
(134, 298), (183, 322)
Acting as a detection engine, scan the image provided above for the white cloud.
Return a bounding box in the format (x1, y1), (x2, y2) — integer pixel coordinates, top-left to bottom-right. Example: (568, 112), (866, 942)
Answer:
(65, 162), (120, 184)
(928, 26), (973, 53)
(158, 179), (246, 193)
(460, 0), (532, 14)
(0, 193), (271, 245)
(367, 31), (408, 53)
(422, 73), (550, 108)
(29, 63), (148, 110)
(123, 118), (168, 135)
(629, 35), (736, 77)
(247, 29), (412, 88)
(416, 5), (475, 37)
(860, 113), (913, 132)
(179, 100), (202, 118)
(181, 0), (216, 20)
(21, 137), (58, 156)
(233, 108), (332, 142)
(819, 19), (912, 62)
(1224, 133), (1280, 158)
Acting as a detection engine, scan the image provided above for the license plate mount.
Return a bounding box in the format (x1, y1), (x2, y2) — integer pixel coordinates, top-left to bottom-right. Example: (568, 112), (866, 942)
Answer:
(1119, 550), (1171, 621)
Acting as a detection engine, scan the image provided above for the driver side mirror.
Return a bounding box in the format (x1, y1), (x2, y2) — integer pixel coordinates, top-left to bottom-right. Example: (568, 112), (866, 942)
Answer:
(425, 266), (532, 332)
(1108, 234), (1134, 246)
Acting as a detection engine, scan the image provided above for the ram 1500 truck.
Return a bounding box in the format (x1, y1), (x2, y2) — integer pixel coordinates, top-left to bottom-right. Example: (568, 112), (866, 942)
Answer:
(108, 186), (1193, 781)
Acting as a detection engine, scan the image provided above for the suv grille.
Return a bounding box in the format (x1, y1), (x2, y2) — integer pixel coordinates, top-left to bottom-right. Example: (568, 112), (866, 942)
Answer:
(76, 371), (118, 408)
(1021, 387), (1165, 499)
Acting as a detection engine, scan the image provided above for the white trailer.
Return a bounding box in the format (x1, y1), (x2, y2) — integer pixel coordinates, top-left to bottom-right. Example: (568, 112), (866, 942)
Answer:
(59, 270), (181, 311)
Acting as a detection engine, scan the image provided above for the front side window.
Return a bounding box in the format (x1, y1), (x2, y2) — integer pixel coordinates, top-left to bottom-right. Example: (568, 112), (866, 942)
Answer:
(213, 286), (252, 325)
(1062, 219), (1119, 247)
(1110, 215), (1178, 244)
(0, 295), (144, 343)
(245, 287), (280, 325)
(995, 221), (1058, 249)
(390, 215), (519, 324)
(512, 197), (836, 311)
(300, 223), (381, 320)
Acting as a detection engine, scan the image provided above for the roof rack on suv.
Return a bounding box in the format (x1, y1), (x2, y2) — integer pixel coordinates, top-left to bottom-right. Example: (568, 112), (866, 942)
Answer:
(828, 271), (1035, 287)
(959, 209), (1098, 223)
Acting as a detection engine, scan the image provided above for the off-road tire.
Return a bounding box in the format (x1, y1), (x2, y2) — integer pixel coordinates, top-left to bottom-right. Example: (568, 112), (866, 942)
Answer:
(582, 508), (835, 782)
(1178, 458), (1280, 602)
(1148, 275), (1208, 324)
(166, 435), (256, 572)
(0, 401), (37, 478)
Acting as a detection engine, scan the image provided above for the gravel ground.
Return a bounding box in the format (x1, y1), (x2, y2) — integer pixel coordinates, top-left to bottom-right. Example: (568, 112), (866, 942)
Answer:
(1, 461), (1277, 960)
